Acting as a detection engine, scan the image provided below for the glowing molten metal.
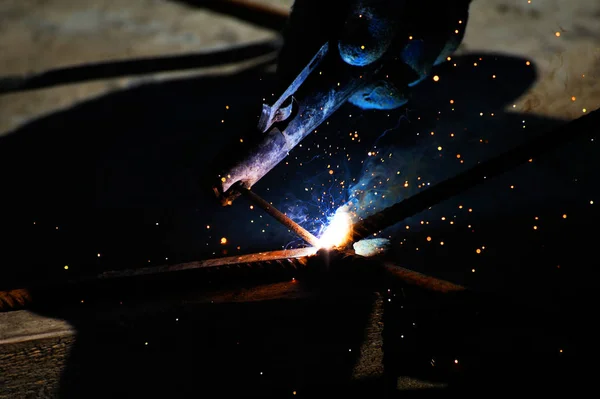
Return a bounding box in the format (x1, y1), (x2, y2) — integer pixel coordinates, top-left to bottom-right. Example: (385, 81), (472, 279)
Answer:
(318, 206), (353, 249)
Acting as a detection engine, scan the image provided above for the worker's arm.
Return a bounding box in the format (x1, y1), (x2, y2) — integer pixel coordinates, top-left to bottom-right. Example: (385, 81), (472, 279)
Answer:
(277, 0), (472, 110)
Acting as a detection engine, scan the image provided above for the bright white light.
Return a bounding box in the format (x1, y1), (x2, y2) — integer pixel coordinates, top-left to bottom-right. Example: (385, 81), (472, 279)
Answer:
(318, 206), (353, 249)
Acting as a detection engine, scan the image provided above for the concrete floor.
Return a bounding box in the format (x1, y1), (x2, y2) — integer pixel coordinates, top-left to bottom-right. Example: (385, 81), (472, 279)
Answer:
(0, 0), (599, 137)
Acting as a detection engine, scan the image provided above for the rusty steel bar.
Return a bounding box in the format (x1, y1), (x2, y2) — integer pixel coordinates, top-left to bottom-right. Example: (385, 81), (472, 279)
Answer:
(0, 248), (317, 311)
(383, 263), (465, 293)
(97, 247), (316, 279)
(234, 183), (322, 247)
(350, 108), (600, 242)
(0, 246), (472, 312)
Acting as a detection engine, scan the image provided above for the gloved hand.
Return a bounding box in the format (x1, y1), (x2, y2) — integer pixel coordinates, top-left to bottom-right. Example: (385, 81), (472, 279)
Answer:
(277, 0), (472, 110)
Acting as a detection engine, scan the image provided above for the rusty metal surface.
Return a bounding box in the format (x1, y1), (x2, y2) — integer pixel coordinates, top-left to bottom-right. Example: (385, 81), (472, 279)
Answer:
(0, 248), (466, 311)
(97, 247), (316, 279)
(0, 289), (31, 310)
(186, 280), (308, 304)
(383, 263), (465, 293)
(0, 246), (468, 313)
(0, 249), (317, 311)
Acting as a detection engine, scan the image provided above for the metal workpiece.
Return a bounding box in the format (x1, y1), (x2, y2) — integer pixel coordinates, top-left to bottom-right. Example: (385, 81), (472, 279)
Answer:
(214, 41), (374, 205)
(348, 108), (600, 243)
(0, 248), (317, 311)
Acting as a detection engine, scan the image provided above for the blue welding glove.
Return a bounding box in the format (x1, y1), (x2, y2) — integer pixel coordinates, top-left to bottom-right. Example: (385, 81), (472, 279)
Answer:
(278, 0), (472, 110)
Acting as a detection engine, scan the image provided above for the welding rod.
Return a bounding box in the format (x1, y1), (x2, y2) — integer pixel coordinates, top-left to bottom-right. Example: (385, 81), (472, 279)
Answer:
(234, 183), (322, 248)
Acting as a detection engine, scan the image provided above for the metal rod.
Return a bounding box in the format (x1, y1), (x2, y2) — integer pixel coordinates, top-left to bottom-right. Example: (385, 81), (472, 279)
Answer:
(97, 247), (316, 279)
(383, 262), (465, 293)
(234, 183), (322, 247)
(0, 248), (316, 311)
(350, 108), (600, 242)
(214, 44), (372, 203)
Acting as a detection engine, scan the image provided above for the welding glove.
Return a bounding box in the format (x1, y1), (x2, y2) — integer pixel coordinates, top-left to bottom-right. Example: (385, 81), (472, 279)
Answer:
(278, 0), (471, 110)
